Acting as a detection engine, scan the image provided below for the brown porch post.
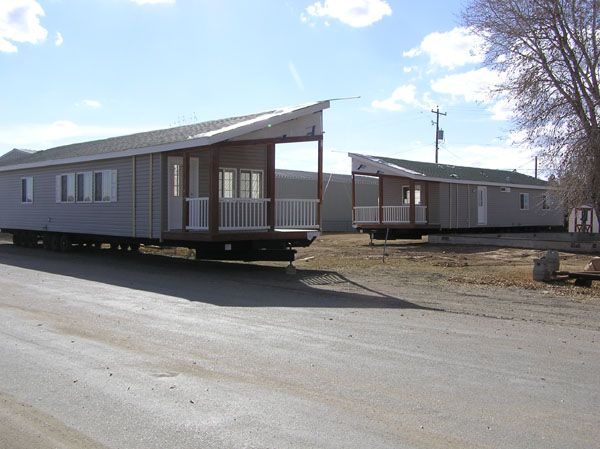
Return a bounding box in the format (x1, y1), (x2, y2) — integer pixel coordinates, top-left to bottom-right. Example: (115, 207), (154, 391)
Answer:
(209, 147), (220, 236)
(317, 138), (323, 228)
(351, 173), (356, 223)
(378, 175), (384, 224)
(182, 152), (190, 231)
(423, 181), (429, 223)
(409, 179), (416, 224)
(266, 143), (276, 231)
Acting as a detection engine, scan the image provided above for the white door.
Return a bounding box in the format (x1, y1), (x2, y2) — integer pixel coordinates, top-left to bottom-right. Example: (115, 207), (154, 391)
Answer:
(477, 186), (487, 225)
(168, 157), (183, 230)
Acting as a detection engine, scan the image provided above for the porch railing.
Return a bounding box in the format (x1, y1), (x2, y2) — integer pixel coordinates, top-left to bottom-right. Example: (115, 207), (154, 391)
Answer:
(276, 199), (320, 229)
(354, 205), (428, 224)
(220, 198), (270, 231)
(186, 197), (209, 230)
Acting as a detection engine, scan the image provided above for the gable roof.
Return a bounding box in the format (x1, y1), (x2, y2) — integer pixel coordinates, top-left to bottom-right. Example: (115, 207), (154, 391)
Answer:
(0, 101), (329, 172)
(350, 153), (548, 188)
(0, 148), (37, 165)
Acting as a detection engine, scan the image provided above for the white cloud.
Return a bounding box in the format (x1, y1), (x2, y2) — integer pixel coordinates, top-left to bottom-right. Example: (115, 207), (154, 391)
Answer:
(81, 99), (102, 109)
(288, 62), (305, 91)
(0, 121), (150, 151)
(130, 0), (175, 4)
(430, 67), (503, 103)
(54, 31), (63, 47)
(0, 0), (48, 53)
(404, 27), (485, 69)
(371, 84), (431, 111)
(304, 0), (391, 28)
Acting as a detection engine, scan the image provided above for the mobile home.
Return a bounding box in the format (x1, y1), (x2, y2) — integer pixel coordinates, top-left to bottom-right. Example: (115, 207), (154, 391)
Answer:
(350, 153), (564, 238)
(0, 102), (330, 261)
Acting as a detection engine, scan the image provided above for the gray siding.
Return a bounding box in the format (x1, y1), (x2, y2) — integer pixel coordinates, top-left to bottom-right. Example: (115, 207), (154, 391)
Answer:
(484, 186), (563, 227)
(428, 182), (441, 225)
(1, 157), (131, 236)
(439, 183), (472, 229)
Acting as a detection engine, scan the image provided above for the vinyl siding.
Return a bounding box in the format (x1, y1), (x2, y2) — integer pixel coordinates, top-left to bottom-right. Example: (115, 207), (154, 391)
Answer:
(485, 186), (563, 227)
(0, 157), (137, 237)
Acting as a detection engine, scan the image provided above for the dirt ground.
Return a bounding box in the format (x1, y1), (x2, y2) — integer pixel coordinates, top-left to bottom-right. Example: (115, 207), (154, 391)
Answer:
(295, 233), (600, 297)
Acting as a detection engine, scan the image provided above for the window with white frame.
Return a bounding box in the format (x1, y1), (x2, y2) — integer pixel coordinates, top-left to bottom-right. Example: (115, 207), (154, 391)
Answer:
(172, 164), (181, 197)
(94, 170), (117, 202)
(402, 186), (410, 205)
(240, 169), (263, 198)
(76, 172), (93, 202)
(57, 173), (76, 203)
(219, 168), (236, 198)
(21, 177), (33, 203)
(520, 192), (529, 210)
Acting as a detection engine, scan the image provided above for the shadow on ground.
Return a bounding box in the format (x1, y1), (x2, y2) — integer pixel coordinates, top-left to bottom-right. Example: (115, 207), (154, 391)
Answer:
(0, 243), (438, 310)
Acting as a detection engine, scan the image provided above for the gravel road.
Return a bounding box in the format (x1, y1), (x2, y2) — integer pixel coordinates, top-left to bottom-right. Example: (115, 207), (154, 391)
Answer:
(0, 243), (598, 449)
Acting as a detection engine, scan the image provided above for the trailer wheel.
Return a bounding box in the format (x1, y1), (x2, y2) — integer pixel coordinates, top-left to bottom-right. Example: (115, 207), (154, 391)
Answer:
(59, 234), (72, 253)
(12, 233), (21, 246)
(43, 234), (53, 250)
(130, 242), (140, 253)
(50, 234), (61, 251)
(25, 233), (38, 248)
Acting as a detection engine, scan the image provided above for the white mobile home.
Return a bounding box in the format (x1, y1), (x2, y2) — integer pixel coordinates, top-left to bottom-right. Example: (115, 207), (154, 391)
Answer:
(0, 102), (330, 261)
(350, 153), (564, 238)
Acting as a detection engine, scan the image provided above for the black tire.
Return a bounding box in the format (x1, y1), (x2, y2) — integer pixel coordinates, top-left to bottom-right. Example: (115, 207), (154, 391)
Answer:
(43, 234), (53, 250)
(26, 233), (38, 248)
(12, 233), (21, 246)
(51, 234), (62, 252)
(59, 234), (71, 253)
(130, 242), (140, 253)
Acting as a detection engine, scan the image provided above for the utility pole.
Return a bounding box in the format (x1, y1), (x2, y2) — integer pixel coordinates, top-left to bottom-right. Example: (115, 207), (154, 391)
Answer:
(431, 106), (447, 163)
(534, 156), (538, 179)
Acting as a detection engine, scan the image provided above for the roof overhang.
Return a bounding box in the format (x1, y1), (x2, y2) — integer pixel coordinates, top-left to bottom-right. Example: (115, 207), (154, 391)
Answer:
(0, 101), (330, 173)
(349, 153), (552, 190)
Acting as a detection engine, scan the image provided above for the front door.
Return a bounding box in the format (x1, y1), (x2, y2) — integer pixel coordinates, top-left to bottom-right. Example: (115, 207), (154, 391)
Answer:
(168, 156), (183, 230)
(477, 186), (487, 225)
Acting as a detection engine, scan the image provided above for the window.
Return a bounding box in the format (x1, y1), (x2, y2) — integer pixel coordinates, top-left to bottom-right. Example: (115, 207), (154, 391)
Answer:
(542, 194), (550, 210)
(402, 186), (410, 205)
(172, 164), (181, 197)
(21, 177), (33, 203)
(219, 168), (236, 198)
(414, 184), (422, 205)
(520, 192), (529, 210)
(240, 170), (263, 198)
(94, 170), (117, 202)
(57, 173), (75, 203)
(76, 172), (93, 202)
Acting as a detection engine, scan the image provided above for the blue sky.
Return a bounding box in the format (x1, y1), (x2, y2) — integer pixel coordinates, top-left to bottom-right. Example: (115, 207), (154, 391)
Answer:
(0, 0), (540, 177)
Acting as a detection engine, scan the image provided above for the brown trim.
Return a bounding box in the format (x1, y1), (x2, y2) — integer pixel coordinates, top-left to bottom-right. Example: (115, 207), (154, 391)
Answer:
(409, 179), (415, 224)
(351, 173), (356, 222)
(162, 229), (318, 243)
(378, 175), (384, 224)
(209, 148), (219, 235)
(266, 143), (276, 231)
(182, 153), (190, 231)
(317, 138), (323, 228)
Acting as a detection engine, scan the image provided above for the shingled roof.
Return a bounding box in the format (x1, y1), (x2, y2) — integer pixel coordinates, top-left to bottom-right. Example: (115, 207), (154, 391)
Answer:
(0, 101), (329, 170)
(351, 153), (548, 187)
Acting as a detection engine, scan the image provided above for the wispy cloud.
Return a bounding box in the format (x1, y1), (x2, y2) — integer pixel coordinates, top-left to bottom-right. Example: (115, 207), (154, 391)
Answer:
(0, 0), (48, 53)
(303, 0), (391, 28)
(372, 84), (431, 112)
(288, 62), (305, 91)
(54, 31), (63, 47)
(403, 27), (485, 69)
(81, 99), (102, 109)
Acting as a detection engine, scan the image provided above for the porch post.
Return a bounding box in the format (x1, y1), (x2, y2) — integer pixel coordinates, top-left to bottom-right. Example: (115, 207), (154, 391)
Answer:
(423, 181), (429, 223)
(209, 147), (220, 235)
(351, 173), (356, 224)
(266, 143), (276, 231)
(409, 179), (415, 224)
(182, 152), (190, 231)
(317, 138), (323, 228)
(378, 175), (384, 224)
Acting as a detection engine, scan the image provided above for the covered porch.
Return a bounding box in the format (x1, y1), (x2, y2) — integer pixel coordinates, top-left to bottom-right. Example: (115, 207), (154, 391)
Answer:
(352, 173), (430, 227)
(162, 135), (324, 241)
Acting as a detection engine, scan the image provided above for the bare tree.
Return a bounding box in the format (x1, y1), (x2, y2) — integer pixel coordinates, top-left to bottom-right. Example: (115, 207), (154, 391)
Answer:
(463, 0), (600, 211)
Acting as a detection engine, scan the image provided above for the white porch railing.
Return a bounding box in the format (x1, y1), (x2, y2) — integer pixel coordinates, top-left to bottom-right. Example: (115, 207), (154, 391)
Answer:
(353, 205), (428, 224)
(354, 206), (380, 223)
(219, 198), (270, 231)
(187, 197), (322, 231)
(276, 199), (320, 229)
(186, 197), (209, 230)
